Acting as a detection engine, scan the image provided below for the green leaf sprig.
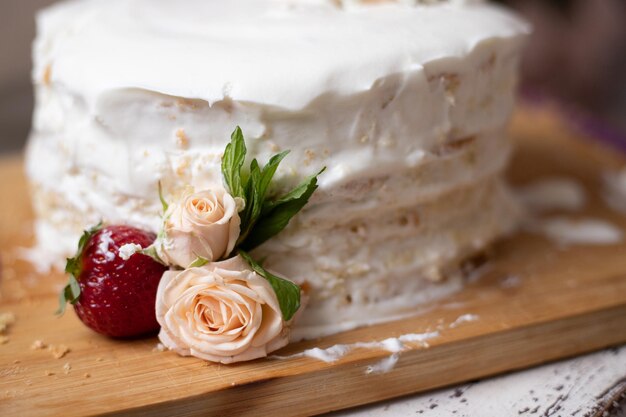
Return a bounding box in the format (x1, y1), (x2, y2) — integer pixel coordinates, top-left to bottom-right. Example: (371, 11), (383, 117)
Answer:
(222, 126), (324, 321)
(222, 126), (325, 251)
(240, 251), (301, 321)
(56, 221), (103, 315)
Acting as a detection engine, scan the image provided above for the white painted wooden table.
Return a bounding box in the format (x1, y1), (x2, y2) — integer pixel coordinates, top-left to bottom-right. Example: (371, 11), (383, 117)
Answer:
(332, 345), (626, 417)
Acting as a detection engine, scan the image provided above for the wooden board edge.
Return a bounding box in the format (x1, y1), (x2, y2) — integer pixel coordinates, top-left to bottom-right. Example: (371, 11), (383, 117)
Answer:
(99, 304), (626, 417)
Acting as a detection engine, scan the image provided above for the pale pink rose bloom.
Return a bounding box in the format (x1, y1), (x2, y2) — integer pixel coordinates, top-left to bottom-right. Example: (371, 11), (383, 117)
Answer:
(157, 189), (240, 268)
(156, 255), (289, 364)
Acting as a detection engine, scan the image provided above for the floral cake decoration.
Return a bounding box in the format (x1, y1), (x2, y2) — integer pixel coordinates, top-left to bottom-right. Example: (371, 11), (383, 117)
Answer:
(57, 127), (325, 364)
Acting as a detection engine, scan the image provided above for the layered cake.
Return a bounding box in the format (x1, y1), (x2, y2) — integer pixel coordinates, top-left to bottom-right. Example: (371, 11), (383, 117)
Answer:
(27, 0), (528, 339)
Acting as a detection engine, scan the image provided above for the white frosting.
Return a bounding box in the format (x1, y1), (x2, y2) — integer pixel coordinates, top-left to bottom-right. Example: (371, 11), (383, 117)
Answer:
(34, 0), (527, 110)
(27, 0), (528, 338)
(448, 313), (479, 328)
(276, 312), (478, 369)
(273, 331), (440, 363)
(535, 217), (623, 246)
(96, 229), (116, 262)
(516, 177), (586, 213)
(516, 177), (623, 246)
(366, 353), (400, 375)
(118, 243), (142, 261)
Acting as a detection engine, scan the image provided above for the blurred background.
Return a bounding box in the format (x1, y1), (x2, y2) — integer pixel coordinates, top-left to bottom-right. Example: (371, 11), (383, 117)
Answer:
(1, 0), (626, 154)
(1, 0), (55, 153)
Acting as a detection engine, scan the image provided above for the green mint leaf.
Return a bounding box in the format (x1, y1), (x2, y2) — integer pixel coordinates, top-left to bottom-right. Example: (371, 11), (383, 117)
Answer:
(265, 167), (326, 213)
(221, 126), (247, 200)
(237, 160), (263, 245)
(241, 167), (325, 250)
(248, 160), (264, 223)
(158, 181), (168, 213)
(57, 222), (103, 316)
(188, 256), (210, 268)
(239, 251), (301, 321)
(258, 150), (289, 199)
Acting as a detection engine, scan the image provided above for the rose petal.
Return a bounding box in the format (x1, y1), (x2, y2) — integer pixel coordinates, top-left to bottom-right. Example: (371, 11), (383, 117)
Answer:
(155, 255), (291, 364)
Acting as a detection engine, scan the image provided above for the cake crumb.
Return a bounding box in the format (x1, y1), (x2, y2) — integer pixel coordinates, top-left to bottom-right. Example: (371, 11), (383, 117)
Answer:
(268, 142), (280, 153)
(152, 343), (166, 352)
(175, 128), (189, 148)
(96, 357), (104, 362)
(31, 340), (47, 350)
(63, 363), (71, 374)
(0, 312), (15, 336)
(49, 344), (71, 359)
(304, 149), (316, 165)
(83, 373), (91, 379)
(42, 64), (52, 86)
(175, 98), (201, 110)
(0, 312), (15, 327)
(175, 158), (190, 176)
(44, 370), (54, 376)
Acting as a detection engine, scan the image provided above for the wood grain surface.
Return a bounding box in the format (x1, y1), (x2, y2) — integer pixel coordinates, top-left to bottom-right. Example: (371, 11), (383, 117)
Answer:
(1, 107), (626, 416)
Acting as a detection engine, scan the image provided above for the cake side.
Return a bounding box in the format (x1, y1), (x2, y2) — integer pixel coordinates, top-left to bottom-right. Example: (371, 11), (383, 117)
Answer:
(26, 0), (528, 339)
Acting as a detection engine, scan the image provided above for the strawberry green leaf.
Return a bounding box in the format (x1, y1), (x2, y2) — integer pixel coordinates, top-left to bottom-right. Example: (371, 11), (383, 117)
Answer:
(222, 126), (247, 200)
(241, 167), (325, 251)
(55, 278), (79, 316)
(239, 250), (301, 321)
(56, 221), (103, 316)
(64, 257), (79, 284)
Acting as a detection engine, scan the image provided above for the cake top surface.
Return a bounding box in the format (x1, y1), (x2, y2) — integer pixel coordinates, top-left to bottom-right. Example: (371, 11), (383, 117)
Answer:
(35, 0), (528, 109)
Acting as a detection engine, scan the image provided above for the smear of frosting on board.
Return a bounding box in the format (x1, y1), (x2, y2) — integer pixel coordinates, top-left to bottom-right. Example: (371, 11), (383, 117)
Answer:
(274, 312), (481, 378)
(273, 331), (440, 364)
(448, 314), (479, 328)
(363, 314), (480, 374)
(516, 177), (586, 213)
(536, 217), (623, 245)
(366, 353), (400, 375)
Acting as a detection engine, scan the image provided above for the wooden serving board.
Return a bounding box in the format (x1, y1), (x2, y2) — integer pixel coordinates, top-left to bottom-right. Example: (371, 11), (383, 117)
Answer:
(1, 107), (626, 417)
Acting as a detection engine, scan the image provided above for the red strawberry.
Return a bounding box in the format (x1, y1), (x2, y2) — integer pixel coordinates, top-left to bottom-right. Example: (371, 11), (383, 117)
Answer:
(58, 224), (167, 338)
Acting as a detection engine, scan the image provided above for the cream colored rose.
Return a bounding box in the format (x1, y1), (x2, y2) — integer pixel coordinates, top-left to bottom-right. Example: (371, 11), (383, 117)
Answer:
(156, 255), (289, 364)
(157, 188), (241, 268)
